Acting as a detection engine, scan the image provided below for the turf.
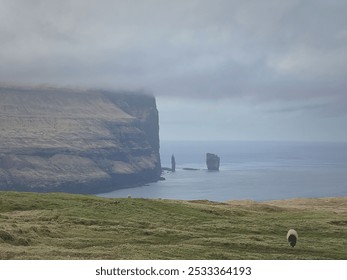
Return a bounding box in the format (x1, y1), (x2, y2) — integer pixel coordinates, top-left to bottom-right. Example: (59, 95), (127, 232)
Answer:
(0, 191), (346, 259)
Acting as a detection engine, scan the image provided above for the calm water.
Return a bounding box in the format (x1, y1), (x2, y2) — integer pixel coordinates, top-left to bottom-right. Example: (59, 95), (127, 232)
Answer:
(98, 141), (347, 201)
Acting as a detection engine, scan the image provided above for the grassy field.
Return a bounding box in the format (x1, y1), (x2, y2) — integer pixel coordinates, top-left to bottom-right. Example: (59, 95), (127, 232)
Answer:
(0, 191), (346, 259)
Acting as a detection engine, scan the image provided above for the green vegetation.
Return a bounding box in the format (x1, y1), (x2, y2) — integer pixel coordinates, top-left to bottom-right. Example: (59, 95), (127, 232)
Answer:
(0, 191), (346, 259)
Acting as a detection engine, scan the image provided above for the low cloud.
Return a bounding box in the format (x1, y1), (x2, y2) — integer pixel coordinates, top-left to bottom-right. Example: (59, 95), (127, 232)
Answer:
(1, 0), (346, 110)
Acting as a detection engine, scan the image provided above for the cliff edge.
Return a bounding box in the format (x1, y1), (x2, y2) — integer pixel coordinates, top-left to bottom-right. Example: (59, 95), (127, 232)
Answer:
(0, 86), (161, 193)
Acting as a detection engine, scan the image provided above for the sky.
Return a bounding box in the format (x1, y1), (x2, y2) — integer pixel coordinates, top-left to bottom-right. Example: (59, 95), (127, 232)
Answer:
(1, 0), (347, 142)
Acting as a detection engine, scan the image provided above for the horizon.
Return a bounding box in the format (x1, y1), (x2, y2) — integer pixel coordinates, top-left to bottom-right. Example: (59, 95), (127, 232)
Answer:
(159, 138), (347, 144)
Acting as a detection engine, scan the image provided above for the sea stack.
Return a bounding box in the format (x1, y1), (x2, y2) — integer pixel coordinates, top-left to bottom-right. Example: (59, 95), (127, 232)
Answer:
(206, 153), (220, 171)
(171, 154), (176, 172)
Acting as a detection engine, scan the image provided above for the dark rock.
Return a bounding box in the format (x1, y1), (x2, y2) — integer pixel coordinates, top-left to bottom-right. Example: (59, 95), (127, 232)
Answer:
(0, 85), (161, 193)
(182, 168), (200, 171)
(206, 153), (220, 171)
(171, 154), (176, 172)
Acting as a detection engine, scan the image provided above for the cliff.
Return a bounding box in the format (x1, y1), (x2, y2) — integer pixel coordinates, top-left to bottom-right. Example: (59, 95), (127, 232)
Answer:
(0, 86), (161, 193)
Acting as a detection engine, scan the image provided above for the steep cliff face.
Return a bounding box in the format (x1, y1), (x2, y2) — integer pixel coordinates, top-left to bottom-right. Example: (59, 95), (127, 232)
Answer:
(0, 86), (161, 193)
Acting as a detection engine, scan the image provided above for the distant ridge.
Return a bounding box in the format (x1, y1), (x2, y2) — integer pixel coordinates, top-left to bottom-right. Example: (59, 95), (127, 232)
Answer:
(0, 85), (161, 193)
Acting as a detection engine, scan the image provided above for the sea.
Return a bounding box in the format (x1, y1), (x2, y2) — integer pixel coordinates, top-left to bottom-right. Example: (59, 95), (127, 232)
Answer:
(98, 141), (347, 202)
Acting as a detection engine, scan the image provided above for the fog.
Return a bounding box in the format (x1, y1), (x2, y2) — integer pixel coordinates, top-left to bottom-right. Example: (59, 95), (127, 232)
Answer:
(1, 0), (346, 141)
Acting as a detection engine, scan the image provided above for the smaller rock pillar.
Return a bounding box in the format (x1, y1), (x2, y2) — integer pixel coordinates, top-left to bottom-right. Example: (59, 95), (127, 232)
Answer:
(171, 154), (176, 172)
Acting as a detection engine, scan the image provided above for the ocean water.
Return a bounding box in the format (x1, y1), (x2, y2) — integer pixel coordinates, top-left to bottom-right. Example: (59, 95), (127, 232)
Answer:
(98, 141), (347, 201)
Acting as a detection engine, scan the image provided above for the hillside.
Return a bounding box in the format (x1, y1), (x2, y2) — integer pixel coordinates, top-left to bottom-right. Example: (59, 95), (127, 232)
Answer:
(0, 192), (346, 259)
(0, 86), (161, 193)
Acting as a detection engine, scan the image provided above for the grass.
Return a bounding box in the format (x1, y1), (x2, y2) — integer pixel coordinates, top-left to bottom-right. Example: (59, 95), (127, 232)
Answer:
(0, 191), (346, 259)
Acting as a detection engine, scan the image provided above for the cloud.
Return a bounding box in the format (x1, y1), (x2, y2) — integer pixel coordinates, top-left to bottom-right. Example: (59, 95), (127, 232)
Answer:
(1, 0), (346, 108)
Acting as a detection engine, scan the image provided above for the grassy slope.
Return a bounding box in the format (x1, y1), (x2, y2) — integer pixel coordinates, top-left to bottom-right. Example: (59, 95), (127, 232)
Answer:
(0, 191), (346, 259)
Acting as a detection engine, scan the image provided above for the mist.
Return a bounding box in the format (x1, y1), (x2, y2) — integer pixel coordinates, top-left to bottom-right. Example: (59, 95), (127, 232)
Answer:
(1, 0), (346, 141)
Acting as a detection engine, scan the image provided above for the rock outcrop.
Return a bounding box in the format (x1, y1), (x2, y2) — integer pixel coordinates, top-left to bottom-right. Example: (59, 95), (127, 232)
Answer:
(0, 86), (161, 193)
(206, 153), (220, 171)
(171, 154), (176, 172)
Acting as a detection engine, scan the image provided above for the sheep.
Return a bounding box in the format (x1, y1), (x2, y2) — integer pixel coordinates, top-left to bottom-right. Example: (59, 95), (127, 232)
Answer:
(287, 229), (298, 247)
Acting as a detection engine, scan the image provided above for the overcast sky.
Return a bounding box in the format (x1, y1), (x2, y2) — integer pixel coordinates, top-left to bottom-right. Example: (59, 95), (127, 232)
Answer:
(1, 0), (347, 142)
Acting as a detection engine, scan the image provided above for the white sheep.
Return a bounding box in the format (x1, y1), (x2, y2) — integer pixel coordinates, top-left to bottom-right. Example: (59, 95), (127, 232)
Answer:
(287, 229), (298, 247)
